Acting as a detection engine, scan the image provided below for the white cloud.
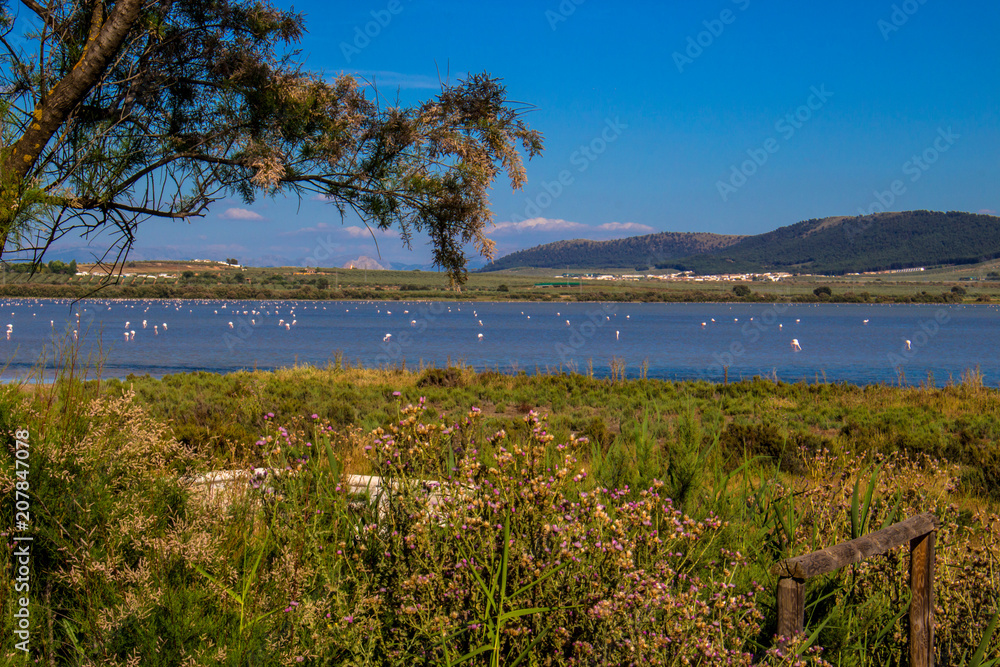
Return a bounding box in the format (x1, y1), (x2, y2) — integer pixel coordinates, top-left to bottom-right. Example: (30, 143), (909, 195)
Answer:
(596, 222), (656, 234)
(343, 225), (398, 238)
(220, 207), (264, 221)
(489, 218), (589, 235)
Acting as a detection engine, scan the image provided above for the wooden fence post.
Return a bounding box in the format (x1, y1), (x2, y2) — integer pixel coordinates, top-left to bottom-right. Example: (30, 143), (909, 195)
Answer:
(776, 577), (805, 638)
(772, 513), (939, 661)
(910, 531), (935, 667)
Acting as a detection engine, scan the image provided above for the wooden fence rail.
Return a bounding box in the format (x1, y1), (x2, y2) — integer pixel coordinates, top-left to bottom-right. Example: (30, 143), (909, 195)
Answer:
(771, 512), (940, 667)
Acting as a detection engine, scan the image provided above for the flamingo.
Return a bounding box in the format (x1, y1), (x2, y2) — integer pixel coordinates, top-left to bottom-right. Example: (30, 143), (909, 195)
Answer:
(228, 322), (234, 329)
(616, 330), (620, 340)
(791, 339), (802, 351)
(478, 333), (483, 341)
(905, 340), (912, 350)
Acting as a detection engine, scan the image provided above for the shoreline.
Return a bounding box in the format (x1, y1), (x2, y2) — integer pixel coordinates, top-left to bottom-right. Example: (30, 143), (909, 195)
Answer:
(0, 292), (989, 306)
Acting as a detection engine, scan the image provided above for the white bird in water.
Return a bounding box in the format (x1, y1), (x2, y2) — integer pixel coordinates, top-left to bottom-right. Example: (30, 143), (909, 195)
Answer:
(124, 321), (130, 328)
(616, 330), (620, 340)
(162, 323), (167, 330)
(130, 330), (135, 341)
(791, 339), (802, 351)
(228, 322), (234, 329)
(410, 320), (417, 326)
(701, 322), (706, 327)
(565, 320), (570, 326)
(478, 333), (483, 340)
(285, 323), (291, 330)
(863, 319), (869, 324)
(383, 333), (392, 342)
(796, 319), (800, 323)
(905, 340), (912, 350)
(124, 332), (129, 341)
(142, 320), (147, 328)
(154, 326), (158, 335)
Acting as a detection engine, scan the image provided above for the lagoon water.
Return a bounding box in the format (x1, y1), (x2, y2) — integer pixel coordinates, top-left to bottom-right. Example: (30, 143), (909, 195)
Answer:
(1, 298), (998, 385)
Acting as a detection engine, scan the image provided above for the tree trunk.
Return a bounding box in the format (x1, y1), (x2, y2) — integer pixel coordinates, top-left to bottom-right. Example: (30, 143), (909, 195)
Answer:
(1, 0), (144, 255)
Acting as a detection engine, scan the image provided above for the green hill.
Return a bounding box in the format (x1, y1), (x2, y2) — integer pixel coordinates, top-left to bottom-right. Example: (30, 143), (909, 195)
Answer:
(481, 232), (746, 271)
(664, 211), (1000, 274)
(482, 211), (1000, 275)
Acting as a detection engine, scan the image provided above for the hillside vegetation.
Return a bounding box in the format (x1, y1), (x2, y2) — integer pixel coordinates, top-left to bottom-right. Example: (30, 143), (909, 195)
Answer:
(482, 211), (1000, 275)
(482, 231), (746, 270)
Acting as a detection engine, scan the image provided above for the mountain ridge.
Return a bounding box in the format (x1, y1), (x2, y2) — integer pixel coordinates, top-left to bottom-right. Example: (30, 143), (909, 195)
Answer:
(481, 211), (1000, 275)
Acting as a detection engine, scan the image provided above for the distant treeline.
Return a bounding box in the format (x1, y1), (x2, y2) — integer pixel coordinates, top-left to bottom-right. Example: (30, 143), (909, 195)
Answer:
(4, 259), (78, 274)
(0, 282), (981, 304)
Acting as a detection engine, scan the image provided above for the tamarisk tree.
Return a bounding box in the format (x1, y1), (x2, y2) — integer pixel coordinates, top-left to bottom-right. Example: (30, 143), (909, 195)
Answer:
(0, 0), (541, 281)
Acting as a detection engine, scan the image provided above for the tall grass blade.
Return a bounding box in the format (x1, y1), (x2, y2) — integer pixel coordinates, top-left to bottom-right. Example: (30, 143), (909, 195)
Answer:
(970, 610), (1000, 667)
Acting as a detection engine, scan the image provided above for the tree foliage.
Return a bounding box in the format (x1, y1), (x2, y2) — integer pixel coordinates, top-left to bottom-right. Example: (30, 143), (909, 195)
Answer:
(0, 0), (542, 282)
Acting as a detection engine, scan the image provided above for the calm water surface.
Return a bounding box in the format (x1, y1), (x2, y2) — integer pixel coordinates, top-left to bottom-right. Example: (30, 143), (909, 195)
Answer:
(1, 298), (998, 385)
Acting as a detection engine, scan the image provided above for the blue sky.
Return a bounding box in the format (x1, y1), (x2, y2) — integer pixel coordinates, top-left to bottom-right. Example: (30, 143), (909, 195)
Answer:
(63, 0), (1000, 267)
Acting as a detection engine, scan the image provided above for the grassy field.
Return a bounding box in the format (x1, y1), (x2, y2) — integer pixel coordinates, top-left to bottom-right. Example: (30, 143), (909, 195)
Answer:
(3, 260), (1000, 303)
(2, 359), (999, 665)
